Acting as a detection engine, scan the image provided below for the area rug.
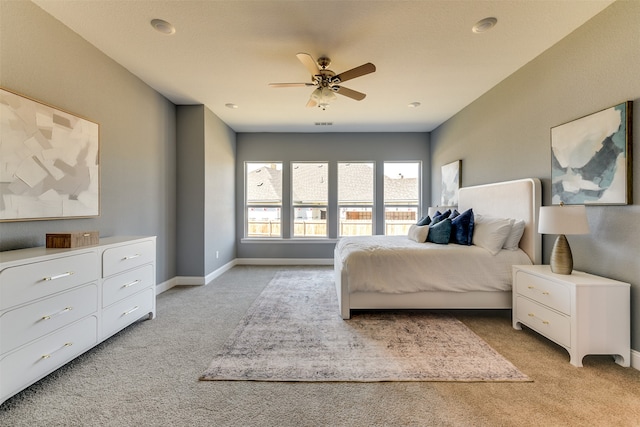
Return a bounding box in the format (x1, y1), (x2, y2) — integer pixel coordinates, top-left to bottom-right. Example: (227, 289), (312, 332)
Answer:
(200, 268), (530, 382)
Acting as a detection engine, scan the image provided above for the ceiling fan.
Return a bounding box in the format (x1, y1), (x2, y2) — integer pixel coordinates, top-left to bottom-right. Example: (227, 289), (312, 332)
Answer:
(269, 53), (376, 109)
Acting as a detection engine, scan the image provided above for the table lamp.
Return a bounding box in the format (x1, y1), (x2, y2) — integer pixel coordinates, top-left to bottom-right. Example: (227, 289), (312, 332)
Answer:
(538, 204), (590, 274)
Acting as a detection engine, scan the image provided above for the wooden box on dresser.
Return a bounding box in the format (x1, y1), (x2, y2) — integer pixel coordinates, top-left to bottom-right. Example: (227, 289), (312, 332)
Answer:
(0, 236), (156, 405)
(512, 264), (630, 368)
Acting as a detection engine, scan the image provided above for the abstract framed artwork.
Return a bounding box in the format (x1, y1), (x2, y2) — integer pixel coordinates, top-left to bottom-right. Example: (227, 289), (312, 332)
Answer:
(0, 88), (100, 221)
(441, 160), (461, 206)
(551, 101), (632, 205)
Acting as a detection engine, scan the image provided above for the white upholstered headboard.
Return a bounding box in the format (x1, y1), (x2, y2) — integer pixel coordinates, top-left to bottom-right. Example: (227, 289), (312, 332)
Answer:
(458, 178), (541, 264)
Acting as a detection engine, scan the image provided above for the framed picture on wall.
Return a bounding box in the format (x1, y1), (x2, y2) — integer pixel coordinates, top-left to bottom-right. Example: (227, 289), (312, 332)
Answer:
(550, 101), (632, 205)
(0, 87), (100, 221)
(441, 160), (461, 206)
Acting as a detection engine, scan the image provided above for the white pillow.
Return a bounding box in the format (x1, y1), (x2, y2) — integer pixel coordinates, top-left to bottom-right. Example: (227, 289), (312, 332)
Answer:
(473, 215), (514, 255)
(408, 224), (430, 243)
(503, 219), (525, 250)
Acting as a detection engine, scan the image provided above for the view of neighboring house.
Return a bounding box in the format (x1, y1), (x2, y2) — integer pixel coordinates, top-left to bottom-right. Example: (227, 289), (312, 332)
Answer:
(246, 162), (419, 237)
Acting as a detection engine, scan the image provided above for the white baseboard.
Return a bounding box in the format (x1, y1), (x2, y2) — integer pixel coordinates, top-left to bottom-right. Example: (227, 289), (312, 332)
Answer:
(155, 277), (177, 295)
(631, 349), (640, 371)
(235, 258), (333, 265)
(173, 259), (238, 287)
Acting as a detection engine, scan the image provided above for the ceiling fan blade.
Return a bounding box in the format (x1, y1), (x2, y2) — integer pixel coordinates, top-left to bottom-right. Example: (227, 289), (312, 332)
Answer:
(331, 63), (376, 84)
(269, 82), (316, 88)
(296, 53), (320, 76)
(334, 86), (366, 101)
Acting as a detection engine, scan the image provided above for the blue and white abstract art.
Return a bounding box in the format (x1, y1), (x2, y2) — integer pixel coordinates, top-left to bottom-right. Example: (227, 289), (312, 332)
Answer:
(551, 101), (632, 205)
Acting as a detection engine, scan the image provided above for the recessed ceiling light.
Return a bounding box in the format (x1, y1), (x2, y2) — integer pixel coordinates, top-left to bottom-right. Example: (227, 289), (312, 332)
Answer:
(225, 103), (239, 109)
(150, 19), (175, 35)
(408, 102), (421, 108)
(472, 17), (497, 33)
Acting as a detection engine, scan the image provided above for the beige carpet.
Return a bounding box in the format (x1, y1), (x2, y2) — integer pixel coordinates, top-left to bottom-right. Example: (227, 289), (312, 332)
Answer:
(200, 269), (530, 382)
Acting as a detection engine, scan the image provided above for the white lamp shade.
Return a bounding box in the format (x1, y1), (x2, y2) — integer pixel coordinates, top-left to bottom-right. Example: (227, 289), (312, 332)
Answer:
(538, 205), (590, 235)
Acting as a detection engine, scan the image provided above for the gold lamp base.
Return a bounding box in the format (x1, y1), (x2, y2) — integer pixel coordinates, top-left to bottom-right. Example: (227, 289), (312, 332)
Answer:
(550, 234), (573, 275)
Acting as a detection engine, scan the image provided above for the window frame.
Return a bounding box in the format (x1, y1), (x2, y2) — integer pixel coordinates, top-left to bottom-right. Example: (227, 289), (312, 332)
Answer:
(383, 161), (422, 236)
(337, 161), (375, 237)
(291, 161), (329, 238)
(245, 162), (283, 238)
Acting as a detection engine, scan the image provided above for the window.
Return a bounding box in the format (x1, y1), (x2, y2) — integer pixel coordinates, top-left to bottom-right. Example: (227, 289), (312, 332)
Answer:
(244, 160), (422, 239)
(292, 162), (328, 237)
(338, 162), (374, 236)
(246, 162), (282, 237)
(384, 162), (420, 235)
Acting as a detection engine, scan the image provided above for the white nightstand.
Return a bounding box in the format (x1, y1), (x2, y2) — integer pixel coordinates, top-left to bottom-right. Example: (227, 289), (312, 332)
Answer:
(512, 265), (630, 367)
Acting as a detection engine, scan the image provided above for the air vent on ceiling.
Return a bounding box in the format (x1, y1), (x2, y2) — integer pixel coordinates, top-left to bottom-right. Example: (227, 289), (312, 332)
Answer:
(314, 122), (333, 126)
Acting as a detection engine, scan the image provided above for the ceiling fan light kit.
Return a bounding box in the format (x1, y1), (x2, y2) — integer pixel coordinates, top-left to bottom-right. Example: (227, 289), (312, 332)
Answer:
(269, 53), (376, 109)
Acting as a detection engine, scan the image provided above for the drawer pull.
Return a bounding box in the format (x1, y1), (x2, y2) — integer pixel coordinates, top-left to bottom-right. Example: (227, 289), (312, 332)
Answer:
(122, 254), (141, 261)
(123, 305), (140, 316)
(41, 342), (73, 360)
(42, 306), (73, 321)
(527, 313), (550, 325)
(43, 271), (74, 281)
(121, 279), (141, 289)
(527, 286), (550, 296)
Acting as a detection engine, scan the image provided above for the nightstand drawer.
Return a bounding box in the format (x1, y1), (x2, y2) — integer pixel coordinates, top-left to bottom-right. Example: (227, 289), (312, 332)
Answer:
(515, 270), (570, 315)
(516, 296), (570, 348)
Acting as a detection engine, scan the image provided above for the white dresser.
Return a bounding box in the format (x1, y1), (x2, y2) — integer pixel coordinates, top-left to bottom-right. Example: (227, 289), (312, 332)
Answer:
(512, 264), (630, 367)
(0, 236), (156, 405)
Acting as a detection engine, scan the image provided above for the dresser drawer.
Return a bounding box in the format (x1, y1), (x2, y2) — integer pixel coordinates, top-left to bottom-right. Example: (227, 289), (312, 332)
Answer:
(0, 284), (98, 355)
(0, 316), (97, 402)
(0, 252), (98, 310)
(102, 288), (154, 339)
(102, 264), (154, 308)
(516, 296), (570, 348)
(102, 240), (155, 277)
(515, 270), (571, 315)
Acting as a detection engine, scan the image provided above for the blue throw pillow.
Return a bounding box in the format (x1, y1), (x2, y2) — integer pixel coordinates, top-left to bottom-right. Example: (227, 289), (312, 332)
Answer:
(416, 215), (431, 226)
(450, 208), (474, 245)
(431, 209), (451, 225)
(450, 209), (460, 219)
(427, 218), (452, 244)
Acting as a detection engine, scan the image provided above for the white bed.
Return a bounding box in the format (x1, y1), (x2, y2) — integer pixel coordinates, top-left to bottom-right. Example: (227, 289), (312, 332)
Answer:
(334, 178), (541, 319)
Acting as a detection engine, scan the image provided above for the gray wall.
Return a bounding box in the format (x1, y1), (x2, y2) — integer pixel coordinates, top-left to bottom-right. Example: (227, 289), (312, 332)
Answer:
(236, 132), (430, 259)
(176, 105), (237, 277)
(0, 1), (177, 284)
(431, 1), (640, 351)
(204, 106), (237, 273)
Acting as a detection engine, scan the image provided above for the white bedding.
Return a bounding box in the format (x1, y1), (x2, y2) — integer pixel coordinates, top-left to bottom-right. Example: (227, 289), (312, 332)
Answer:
(336, 235), (532, 294)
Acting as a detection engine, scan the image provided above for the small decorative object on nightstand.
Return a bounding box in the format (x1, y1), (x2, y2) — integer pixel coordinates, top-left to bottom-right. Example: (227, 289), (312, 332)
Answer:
(538, 204), (589, 274)
(512, 265), (630, 367)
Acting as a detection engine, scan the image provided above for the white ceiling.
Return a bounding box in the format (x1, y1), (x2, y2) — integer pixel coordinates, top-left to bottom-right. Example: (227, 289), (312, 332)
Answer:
(32, 0), (614, 133)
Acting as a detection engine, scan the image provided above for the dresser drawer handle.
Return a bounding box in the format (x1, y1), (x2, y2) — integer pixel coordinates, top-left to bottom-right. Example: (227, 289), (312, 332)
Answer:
(42, 306), (73, 321)
(122, 254), (141, 261)
(527, 313), (550, 325)
(123, 305), (140, 316)
(43, 271), (74, 281)
(41, 342), (73, 360)
(121, 280), (141, 289)
(526, 286), (550, 296)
